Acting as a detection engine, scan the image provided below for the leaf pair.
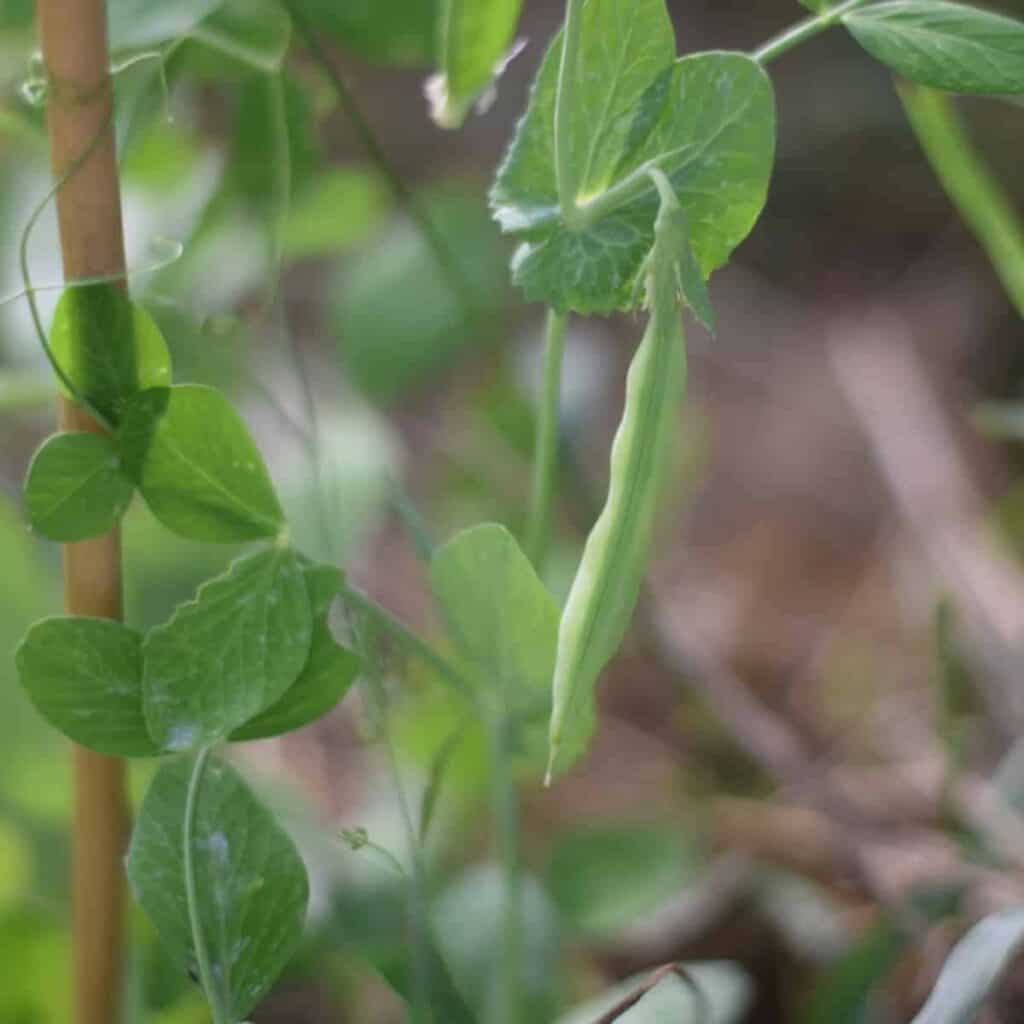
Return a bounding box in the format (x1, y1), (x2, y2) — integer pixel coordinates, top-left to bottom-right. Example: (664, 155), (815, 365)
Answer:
(491, 0), (776, 314)
(16, 552), (359, 756)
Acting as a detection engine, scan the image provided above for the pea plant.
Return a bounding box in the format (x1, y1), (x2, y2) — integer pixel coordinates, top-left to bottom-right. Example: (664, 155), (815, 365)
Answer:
(12, 0), (1024, 1022)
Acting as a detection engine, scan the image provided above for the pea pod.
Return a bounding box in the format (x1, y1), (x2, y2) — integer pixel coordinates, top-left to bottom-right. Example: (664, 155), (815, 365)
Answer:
(547, 177), (690, 781)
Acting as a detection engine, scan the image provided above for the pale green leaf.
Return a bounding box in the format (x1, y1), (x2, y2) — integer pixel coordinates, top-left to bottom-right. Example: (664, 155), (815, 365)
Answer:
(23, 432), (134, 542)
(430, 523), (558, 714)
(909, 907), (1024, 1024)
(190, 0), (292, 72)
(142, 547), (313, 750)
(16, 617), (160, 757)
(232, 563), (360, 741)
(429, 0), (523, 129)
(844, 1), (1024, 95)
(49, 284), (171, 424)
(282, 169), (389, 259)
(493, 45), (775, 313)
(106, 0), (224, 52)
(126, 756), (309, 1021)
(120, 384), (284, 543)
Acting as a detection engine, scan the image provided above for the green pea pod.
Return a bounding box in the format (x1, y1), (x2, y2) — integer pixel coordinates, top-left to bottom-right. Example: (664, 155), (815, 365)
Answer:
(547, 179), (689, 782)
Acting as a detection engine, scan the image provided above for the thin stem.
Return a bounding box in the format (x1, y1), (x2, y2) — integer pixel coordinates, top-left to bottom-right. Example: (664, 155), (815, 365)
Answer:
(280, 0), (473, 324)
(339, 581), (477, 704)
(489, 714), (522, 1024)
(554, 0), (585, 225)
(752, 0), (873, 65)
(897, 82), (1024, 319)
(525, 309), (567, 571)
(183, 747), (228, 1024)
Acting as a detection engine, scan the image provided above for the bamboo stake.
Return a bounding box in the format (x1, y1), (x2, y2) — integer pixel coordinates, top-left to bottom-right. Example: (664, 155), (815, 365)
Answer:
(36, 3), (128, 1022)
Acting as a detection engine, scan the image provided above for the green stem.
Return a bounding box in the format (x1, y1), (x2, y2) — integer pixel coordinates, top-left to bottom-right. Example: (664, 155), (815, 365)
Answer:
(525, 309), (568, 571)
(554, 0), (586, 226)
(897, 83), (1024, 319)
(339, 581), (477, 703)
(752, 0), (873, 65)
(489, 715), (522, 1024)
(183, 747), (228, 1024)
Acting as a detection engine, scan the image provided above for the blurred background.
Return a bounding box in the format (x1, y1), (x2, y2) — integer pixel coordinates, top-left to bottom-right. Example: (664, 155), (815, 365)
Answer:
(1, 0), (1023, 1020)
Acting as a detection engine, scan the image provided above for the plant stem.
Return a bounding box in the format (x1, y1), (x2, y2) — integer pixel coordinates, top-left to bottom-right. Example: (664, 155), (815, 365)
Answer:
(525, 309), (568, 571)
(897, 83), (1024, 319)
(752, 0), (873, 65)
(281, 0), (473, 324)
(489, 714), (522, 1024)
(554, 0), (585, 226)
(35, 3), (129, 1022)
(183, 747), (228, 1024)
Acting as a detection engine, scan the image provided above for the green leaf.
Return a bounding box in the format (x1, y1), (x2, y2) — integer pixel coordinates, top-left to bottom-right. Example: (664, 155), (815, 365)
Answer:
(844, 1), (1024, 95)
(142, 547), (313, 750)
(106, 0), (224, 51)
(282, 169), (389, 259)
(546, 825), (698, 937)
(493, 39), (776, 313)
(127, 756), (309, 1021)
(430, 523), (558, 714)
(432, 864), (561, 1021)
(295, 0), (439, 67)
(189, 0), (292, 72)
(909, 907), (1024, 1024)
(231, 563), (360, 741)
(49, 284), (172, 424)
(120, 384), (284, 543)
(16, 617), (160, 757)
(23, 432), (134, 542)
(429, 0), (523, 129)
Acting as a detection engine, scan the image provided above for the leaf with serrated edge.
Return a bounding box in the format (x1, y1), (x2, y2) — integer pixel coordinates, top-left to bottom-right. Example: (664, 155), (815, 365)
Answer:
(493, 41), (775, 313)
(142, 547), (312, 750)
(121, 384), (284, 543)
(24, 432), (134, 542)
(844, 1), (1024, 96)
(16, 617), (160, 757)
(127, 756), (309, 1020)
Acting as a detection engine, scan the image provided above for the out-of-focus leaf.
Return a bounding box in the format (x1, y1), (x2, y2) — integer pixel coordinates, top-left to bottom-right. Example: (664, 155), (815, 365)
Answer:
(429, 0), (523, 129)
(190, 0), (292, 72)
(432, 863), (560, 1021)
(333, 190), (507, 401)
(0, 911), (71, 1022)
(283, 169), (389, 259)
(909, 907), (1024, 1024)
(974, 401), (1024, 442)
(293, 0), (439, 66)
(546, 825), (699, 937)
(106, 0), (223, 51)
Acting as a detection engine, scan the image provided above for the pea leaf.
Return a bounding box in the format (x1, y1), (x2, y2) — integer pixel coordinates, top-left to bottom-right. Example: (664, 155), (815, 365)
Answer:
(430, 523), (558, 715)
(127, 756), (309, 1021)
(23, 432), (134, 542)
(189, 0), (292, 72)
(428, 0), (523, 129)
(232, 563), (360, 741)
(49, 284), (171, 424)
(491, 0), (775, 313)
(909, 907), (1024, 1024)
(16, 617), (160, 757)
(106, 0), (224, 51)
(142, 547), (313, 750)
(843, 1), (1024, 95)
(120, 384), (284, 543)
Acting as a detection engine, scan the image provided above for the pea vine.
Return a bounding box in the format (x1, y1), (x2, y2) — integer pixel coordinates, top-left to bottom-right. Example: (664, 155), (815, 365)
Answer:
(14, 0), (1024, 1021)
